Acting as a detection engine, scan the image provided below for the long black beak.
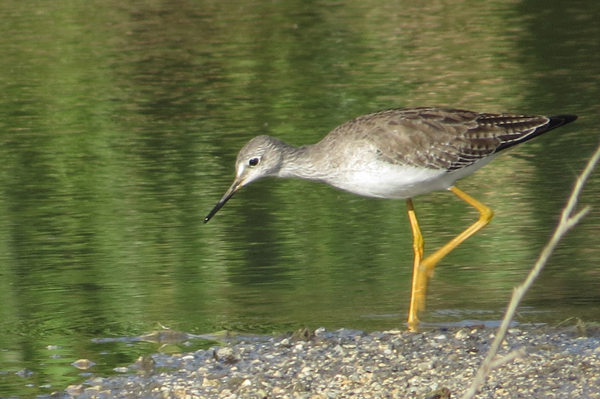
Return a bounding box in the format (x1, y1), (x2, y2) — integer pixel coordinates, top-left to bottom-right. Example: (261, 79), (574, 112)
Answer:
(204, 181), (241, 223)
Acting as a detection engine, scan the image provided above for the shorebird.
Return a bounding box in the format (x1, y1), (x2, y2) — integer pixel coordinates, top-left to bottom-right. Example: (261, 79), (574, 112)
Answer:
(205, 107), (577, 328)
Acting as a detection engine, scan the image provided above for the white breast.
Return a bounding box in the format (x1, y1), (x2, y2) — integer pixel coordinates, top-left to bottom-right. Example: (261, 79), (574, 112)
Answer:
(321, 154), (499, 199)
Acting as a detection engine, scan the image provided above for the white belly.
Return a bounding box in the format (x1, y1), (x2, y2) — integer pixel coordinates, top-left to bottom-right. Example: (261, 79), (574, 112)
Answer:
(322, 155), (499, 199)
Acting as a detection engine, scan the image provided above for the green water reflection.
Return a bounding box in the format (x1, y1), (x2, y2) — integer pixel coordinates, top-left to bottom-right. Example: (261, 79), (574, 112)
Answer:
(1, 0), (599, 396)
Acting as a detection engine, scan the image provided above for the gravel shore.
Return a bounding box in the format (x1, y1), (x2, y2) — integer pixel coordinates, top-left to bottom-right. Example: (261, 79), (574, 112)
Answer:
(63, 326), (600, 398)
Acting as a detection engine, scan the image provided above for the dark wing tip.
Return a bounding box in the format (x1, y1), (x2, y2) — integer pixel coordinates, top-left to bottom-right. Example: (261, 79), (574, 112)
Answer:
(548, 114), (578, 128)
(490, 113), (578, 153)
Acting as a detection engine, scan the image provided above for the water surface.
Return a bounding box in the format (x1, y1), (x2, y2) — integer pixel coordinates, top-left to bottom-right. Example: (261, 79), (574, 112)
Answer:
(1, 0), (599, 397)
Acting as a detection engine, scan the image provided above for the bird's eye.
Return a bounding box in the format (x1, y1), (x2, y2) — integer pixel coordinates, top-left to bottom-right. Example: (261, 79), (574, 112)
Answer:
(248, 157), (260, 166)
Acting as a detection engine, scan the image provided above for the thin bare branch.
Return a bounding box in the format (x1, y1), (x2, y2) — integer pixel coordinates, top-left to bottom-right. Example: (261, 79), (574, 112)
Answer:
(489, 348), (526, 370)
(461, 141), (600, 399)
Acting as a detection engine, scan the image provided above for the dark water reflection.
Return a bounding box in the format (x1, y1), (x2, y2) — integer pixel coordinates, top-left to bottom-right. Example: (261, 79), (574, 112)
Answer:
(1, 0), (599, 396)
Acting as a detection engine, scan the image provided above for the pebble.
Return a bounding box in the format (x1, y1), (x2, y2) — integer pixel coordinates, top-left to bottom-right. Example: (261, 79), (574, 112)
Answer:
(62, 326), (600, 398)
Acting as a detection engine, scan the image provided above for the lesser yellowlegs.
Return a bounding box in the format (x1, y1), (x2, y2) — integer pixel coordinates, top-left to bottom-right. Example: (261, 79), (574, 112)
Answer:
(205, 107), (577, 328)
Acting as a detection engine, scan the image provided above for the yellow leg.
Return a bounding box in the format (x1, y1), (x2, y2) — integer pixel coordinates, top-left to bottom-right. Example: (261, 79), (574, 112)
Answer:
(406, 186), (494, 329)
(406, 198), (424, 330)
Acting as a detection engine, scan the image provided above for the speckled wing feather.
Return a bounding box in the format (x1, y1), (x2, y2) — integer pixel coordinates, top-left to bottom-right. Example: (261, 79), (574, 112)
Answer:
(331, 107), (573, 171)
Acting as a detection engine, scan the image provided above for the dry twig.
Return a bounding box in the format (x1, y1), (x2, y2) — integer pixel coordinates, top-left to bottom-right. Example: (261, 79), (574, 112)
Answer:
(461, 141), (600, 399)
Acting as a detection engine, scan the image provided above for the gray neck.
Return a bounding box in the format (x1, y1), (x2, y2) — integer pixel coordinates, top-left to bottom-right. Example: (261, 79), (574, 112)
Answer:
(278, 143), (329, 181)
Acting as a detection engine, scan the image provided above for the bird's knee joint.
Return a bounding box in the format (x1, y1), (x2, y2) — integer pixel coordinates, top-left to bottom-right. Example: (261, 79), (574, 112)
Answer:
(484, 208), (494, 222)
